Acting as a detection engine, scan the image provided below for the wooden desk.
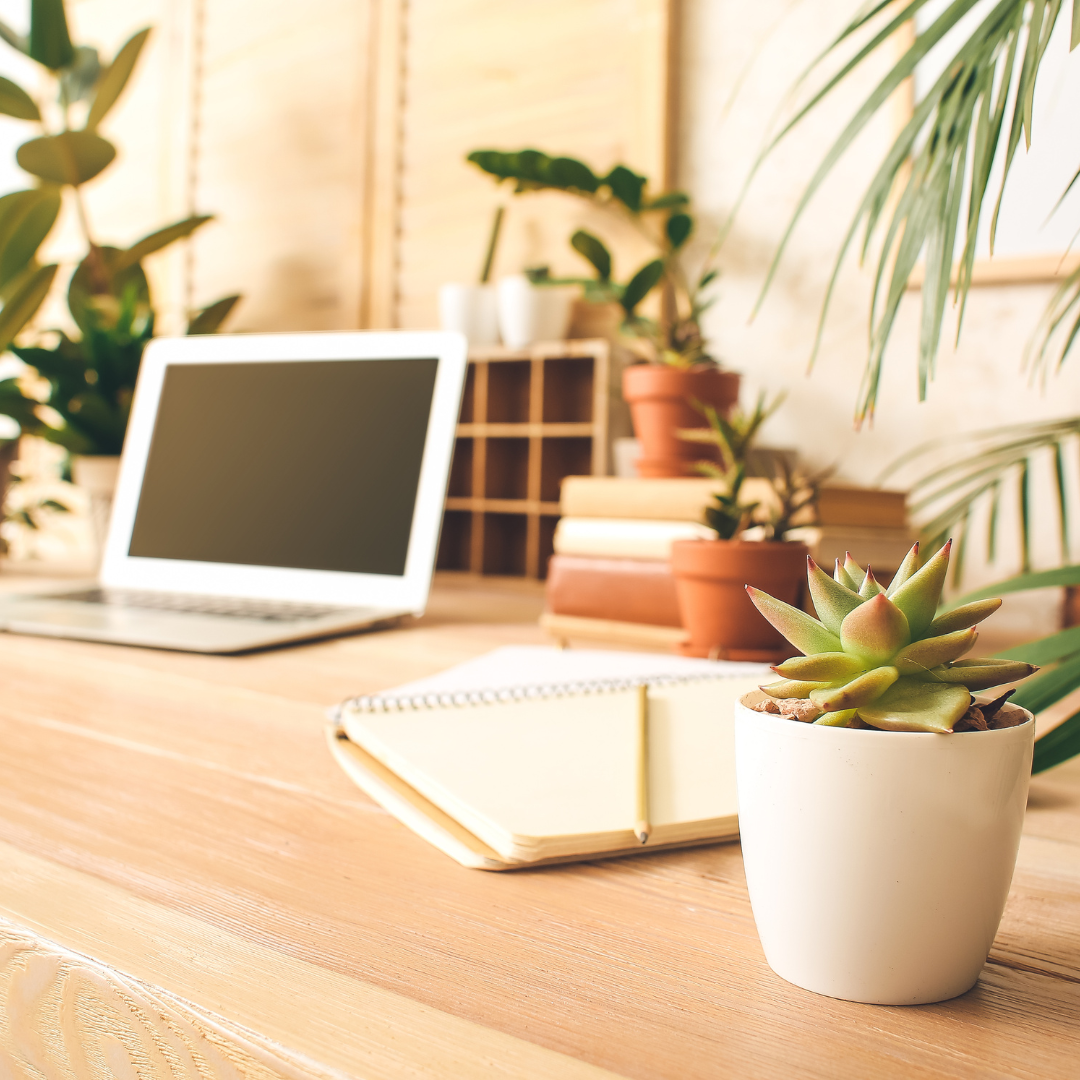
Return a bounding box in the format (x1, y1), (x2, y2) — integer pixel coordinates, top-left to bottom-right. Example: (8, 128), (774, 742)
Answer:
(0, 572), (1078, 1079)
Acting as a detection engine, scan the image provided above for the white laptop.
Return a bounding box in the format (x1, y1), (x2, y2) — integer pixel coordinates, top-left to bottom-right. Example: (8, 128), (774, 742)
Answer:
(0, 330), (468, 652)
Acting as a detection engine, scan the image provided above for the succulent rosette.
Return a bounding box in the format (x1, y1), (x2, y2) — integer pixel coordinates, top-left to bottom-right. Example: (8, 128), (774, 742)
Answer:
(746, 541), (1037, 732)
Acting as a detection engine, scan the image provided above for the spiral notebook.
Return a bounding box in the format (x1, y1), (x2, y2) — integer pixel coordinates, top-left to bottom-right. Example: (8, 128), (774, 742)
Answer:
(329, 647), (767, 870)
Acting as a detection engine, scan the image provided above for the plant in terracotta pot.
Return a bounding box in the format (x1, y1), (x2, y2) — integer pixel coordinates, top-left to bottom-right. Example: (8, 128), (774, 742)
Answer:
(734, 541), (1038, 1004)
(671, 398), (819, 660)
(467, 148), (739, 475)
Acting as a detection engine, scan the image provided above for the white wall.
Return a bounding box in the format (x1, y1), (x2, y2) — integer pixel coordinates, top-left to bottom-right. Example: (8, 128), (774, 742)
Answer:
(680, 0), (1080, 610)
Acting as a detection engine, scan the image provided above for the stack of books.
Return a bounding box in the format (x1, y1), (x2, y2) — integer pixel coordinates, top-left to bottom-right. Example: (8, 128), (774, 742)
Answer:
(541, 477), (913, 650)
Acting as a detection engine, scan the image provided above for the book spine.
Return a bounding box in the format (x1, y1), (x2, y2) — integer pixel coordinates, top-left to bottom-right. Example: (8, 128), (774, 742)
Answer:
(545, 554), (684, 627)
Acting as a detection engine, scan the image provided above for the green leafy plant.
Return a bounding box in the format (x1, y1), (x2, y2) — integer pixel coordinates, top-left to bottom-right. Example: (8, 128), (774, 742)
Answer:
(0, 0), (240, 456)
(467, 147), (717, 367)
(748, 541), (1037, 731)
(0, 458), (71, 557)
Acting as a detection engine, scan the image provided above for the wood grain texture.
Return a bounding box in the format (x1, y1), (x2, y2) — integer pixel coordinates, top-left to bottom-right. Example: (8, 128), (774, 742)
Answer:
(0, 573), (1076, 1079)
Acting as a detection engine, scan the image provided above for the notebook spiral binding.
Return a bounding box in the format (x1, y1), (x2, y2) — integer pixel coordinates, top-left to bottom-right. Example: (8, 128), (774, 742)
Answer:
(338, 671), (724, 716)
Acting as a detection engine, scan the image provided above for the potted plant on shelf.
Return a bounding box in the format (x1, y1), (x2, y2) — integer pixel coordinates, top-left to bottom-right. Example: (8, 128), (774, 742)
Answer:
(467, 148), (738, 475)
(0, 1), (240, 556)
(735, 541), (1038, 1004)
(670, 398), (819, 659)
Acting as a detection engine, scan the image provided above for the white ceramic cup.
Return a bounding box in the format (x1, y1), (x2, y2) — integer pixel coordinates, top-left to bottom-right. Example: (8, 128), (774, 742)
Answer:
(438, 283), (500, 345)
(734, 691), (1034, 1004)
(496, 275), (576, 349)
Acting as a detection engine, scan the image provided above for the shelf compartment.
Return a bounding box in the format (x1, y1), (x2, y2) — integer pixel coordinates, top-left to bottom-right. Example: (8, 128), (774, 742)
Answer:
(542, 356), (595, 423)
(486, 361), (531, 423)
(484, 437), (531, 500)
(436, 511), (472, 572)
(482, 513), (528, 576)
(540, 438), (593, 503)
(446, 438), (473, 497)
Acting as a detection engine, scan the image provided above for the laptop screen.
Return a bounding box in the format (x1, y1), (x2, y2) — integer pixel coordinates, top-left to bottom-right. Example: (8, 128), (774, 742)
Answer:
(127, 358), (439, 576)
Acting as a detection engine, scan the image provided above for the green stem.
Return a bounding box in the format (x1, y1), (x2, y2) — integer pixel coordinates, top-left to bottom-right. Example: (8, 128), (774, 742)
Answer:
(479, 205), (504, 284)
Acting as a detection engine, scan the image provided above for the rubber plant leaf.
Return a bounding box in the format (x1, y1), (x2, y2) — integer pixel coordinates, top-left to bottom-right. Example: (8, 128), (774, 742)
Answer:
(187, 294), (241, 336)
(857, 680), (971, 733)
(114, 214), (214, 272)
(0, 262), (57, 353)
(85, 27), (150, 130)
(0, 76), (39, 121)
(29, 0), (74, 70)
(839, 593), (910, 667)
(810, 665), (899, 712)
(67, 245), (149, 333)
(892, 626), (977, 674)
(570, 230), (611, 280)
(806, 557), (863, 633)
(746, 585), (842, 655)
(17, 131), (116, 186)
(889, 539), (951, 639)
(0, 186), (60, 290)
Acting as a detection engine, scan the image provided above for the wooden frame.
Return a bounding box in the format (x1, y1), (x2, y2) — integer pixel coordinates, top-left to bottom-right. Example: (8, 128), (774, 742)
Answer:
(439, 340), (610, 579)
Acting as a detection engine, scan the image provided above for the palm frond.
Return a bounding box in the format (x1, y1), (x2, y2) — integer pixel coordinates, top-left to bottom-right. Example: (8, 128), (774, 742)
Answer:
(744, 0), (1079, 422)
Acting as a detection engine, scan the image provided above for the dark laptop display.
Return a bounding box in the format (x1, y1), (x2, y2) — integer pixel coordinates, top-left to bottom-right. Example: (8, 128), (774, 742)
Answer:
(127, 358), (439, 576)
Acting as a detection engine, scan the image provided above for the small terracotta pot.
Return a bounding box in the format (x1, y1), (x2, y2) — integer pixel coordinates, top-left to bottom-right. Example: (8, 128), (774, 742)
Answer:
(622, 364), (740, 478)
(670, 538), (808, 661)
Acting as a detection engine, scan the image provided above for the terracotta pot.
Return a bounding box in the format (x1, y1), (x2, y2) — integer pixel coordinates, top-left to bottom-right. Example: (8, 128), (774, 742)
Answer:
(622, 364), (740, 477)
(670, 538), (808, 661)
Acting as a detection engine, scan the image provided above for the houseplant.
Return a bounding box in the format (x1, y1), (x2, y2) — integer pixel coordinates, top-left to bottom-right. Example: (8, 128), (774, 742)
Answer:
(0, 0), (239, 541)
(468, 148), (738, 475)
(670, 396), (817, 659)
(736, 541), (1037, 1003)
(734, 0), (1080, 771)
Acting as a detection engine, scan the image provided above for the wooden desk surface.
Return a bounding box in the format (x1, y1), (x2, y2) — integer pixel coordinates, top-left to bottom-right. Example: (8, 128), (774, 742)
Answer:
(0, 572), (1078, 1080)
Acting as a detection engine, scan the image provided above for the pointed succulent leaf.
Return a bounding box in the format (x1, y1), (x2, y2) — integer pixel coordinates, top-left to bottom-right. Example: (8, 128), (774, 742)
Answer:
(807, 557), (863, 634)
(814, 709), (857, 727)
(839, 593), (910, 666)
(761, 678), (833, 699)
(843, 552), (866, 590)
(926, 598), (1002, 636)
(886, 542), (921, 597)
(810, 666), (898, 712)
(924, 659), (1038, 690)
(893, 627), (978, 675)
(834, 558), (859, 591)
(857, 681), (971, 733)
(859, 566), (885, 599)
(889, 540), (951, 639)
(746, 586), (841, 655)
(773, 652), (864, 681)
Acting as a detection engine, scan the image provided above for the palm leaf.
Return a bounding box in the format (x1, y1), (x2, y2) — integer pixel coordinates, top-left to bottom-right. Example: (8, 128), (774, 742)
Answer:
(1032, 709), (1080, 772)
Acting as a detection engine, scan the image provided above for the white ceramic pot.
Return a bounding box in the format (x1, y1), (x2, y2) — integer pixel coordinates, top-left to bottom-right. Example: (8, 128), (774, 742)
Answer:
(496, 275), (576, 349)
(437, 283), (499, 345)
(734, 691), (1034, 1004)
(72, 455), (121, 565)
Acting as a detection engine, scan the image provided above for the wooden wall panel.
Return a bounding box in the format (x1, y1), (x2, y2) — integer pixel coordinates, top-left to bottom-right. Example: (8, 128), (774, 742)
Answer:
(396, 0), (674, 329)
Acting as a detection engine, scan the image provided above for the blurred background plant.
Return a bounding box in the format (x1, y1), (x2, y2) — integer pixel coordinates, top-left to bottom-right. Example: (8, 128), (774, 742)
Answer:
(0, 0), (240, 458)
(468, 147), (718, 367)
(737, 0), (1080, 770)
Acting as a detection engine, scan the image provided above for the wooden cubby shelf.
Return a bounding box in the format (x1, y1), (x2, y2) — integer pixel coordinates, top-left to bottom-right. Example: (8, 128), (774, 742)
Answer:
(436, 339), (610, 579)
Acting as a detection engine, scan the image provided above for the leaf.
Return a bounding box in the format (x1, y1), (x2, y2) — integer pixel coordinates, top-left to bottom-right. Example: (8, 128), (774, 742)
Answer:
(927, 597), (1002, 636)
(665, 212), (693, 249)
(60, 45), (101, 106)
(85, 27), (150, 129)
(187, 294), (240, 335)
(547, 156), (599, 193)
(810, 665), (899, 711)
(0, 76), (39, 121)
(893, 627), (978, 674)
(996, 624), (1080, 666)
(952, 564), (1080, 607)
(889, 539), (952, 638)
(857, 680), (971, 733)
(806, 556), (864, 633)
(619, 259), (664, 315)
(115, 215), (214, 272)
(1074, 0), (1080, 49)
(0, 262), (57, 352)
(760, 678), (833, 698)
(29, 0), (74, 70)
(886, 542), (921, 595)
(0, 19), (28, 54)
(1034, 710), (1080, 772)
(570, 230), (611, 280)
(17, 131), (116, 186)
(646, 191), (690, 210)
(839, 593), (911, 666)
(773, 652), (865, 681)
(604, 165), (646, 212)
(67, 245), (150, 332)
(927, 658), (1038, 690)
(1011, 654), (1080, 714)
(747, 585), (842, 655)
(0, 187), (60, 289)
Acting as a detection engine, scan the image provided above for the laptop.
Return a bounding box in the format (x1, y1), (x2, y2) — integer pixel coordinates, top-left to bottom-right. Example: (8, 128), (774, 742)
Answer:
(0, 330), (468, 652)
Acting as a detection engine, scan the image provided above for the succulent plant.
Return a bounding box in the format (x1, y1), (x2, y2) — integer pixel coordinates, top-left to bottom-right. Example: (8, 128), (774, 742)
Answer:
(746, 541), (1037, 732)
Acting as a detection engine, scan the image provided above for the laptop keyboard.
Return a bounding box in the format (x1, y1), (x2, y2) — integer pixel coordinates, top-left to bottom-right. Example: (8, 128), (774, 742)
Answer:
(51, 588), (342, 623)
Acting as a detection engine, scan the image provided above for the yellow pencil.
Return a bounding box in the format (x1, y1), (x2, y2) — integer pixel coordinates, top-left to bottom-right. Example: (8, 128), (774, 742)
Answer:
(635, 683), (651, 844)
